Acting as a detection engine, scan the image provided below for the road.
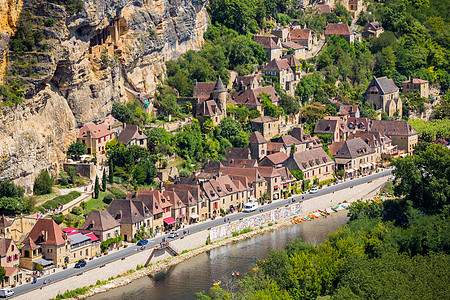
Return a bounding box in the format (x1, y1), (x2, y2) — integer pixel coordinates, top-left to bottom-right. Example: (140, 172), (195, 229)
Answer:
(11, 169), (392, 297)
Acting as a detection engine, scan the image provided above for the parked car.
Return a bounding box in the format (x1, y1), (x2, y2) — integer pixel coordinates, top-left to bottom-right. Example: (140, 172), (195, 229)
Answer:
(243, 202), (258, 212)
(309, 187), (319, 194)
(137, 239), (148, 246)
(74, 259), (86, 268)
(0, 288), (14, 298)
(168, 232), (179, 238)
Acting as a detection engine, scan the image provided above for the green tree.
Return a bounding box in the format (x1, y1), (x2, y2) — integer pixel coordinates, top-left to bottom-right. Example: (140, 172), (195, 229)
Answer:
(33, 170), (54, 195)
(0, 180), (24, 198)
(94, 175), (100, 199)
(67, 142), (87, 159)
(109, 162), (114, 183)
(102, 169), (107, 191)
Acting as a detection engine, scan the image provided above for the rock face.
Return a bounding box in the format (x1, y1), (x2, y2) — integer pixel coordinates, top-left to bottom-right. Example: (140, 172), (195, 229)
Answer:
(0, 0), (208, 191)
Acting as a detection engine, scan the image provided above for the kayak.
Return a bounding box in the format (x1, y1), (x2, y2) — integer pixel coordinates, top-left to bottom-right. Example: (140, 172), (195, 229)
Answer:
(213, 280), (221, 286)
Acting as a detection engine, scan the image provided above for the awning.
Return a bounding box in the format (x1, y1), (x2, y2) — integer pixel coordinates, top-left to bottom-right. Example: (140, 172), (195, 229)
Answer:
(163, 217), (176, 224)
(345, 168), (355, 173)
(85, 233), (99, 242)
(34, 258), (53, 267)
(190, 214), (200, 219)
(3, 267), (18, 277)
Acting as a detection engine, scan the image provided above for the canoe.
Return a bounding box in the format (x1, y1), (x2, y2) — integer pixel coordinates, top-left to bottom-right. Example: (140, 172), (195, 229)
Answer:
(213, 280), (221, 286)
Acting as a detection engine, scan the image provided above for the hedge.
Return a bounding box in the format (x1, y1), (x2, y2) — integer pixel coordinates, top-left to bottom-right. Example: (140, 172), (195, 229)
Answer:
(42, 191), (81, 210)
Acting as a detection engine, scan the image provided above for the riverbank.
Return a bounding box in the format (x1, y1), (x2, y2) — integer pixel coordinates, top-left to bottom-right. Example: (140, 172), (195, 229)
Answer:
(14, 176), (388, 300)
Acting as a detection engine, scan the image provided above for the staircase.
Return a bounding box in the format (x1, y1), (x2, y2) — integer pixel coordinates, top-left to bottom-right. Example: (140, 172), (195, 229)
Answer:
(166, 243), (180, 256)
(144, 248), (156, 267)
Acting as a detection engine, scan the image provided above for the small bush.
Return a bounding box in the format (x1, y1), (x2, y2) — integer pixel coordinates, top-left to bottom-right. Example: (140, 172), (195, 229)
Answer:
(268, 223), (273, 226)
(33, 170), (54, 195)
(102, 193), (114, 204)
(45, 18), (55, 27)
(108, 187), (127, 199)
(51, 214), (65, 225)
(71, 206), (83, 216)
(260, 226), (263, 229)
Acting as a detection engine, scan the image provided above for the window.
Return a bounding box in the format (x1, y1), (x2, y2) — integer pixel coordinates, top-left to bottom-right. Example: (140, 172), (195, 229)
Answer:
(86, 249), (89, 256)
(107, 233), (111, 239)
(11, 245), (14, 251)
(223, 199), (225, 204)
(14, 254), (18, 260)
(98, 138), (101, 143)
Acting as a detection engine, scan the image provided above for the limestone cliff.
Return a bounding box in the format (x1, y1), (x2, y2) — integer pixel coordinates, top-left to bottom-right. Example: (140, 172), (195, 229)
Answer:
(0, 0), (209, 192)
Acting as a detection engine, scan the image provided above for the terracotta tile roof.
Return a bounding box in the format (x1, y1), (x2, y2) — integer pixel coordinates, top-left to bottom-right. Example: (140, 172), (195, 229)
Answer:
(216, 175), (244, 193)
(233, 86), (281, 105)
(79, 210), (120, 232)
(0, 238), (13, 257)
(235, 74), (261, 87)
(107, 198), (148, 224)
(255, 86), (281, 103)
(289, 148), (333, 171)
(0, 215), (11, 227)
(335, 138), (375, 159)
(78, 122), (113, 139)
(290, 29), (311, 40)
(163, 184), (200, 206)
(229, 159), (257, 168)
(290, 127), (312, 143)
(275, 167), (295, 181)
(104, 115), (123, 129)
(4, 266), (18, 277)
(283, 55), (301, 67)
(325, 23), (352, 36)
(128, 190), (171, 216)
(117, 124), (147, 145)
(348, 132), (384, 148)
(256, 166), (280, 178)
(163, 190), (182, 208)
(402, 77), (428, 84)
(263, 59), (292, 73)
(347, 117), (371, 131)
(314, 119), (338, 134)
(261, 152), (289, 165)
(203, 161), (225, 174)
(27, 218), (67, 246)
(316, 4), (331, 13)
(267, 142), (286, 153)
(197, 100), (223, 117)
(249, 131), (267, 144)
(281, 41), (305, 50)
(370, 120), (418, 136)
(252, 116), (278, 124)
(21, 236), (39, 251)
(278, 135), (301, 146)
(252, 35), (280, 49)
(338, 105), (359, 116)
(329, 142), (344, 156)
(225, 147), (251, 160)
(193, 82), (216, 100)
(220, 167), (265, 184)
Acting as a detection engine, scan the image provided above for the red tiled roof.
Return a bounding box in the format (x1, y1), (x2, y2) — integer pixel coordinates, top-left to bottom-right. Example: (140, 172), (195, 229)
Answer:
(249, 131), (267, 144)
(220, 167), (265, 184)
(263, 59), (292, 73)
(4, 266), (18, 277)
(256, 166), (280, 178)
(21, 236), (39, 251)
(262, 152), (289, 165)
(0, 215), (11, 227)
(278, 135), (301, 146)
(325, 23), (352, 36)
(402, 77), (428, 84)
(267, 142), (285, 152)
(225, 147), (251, 160)
(329, 142), (344, 156)
(193, 82), (216, 100)
(290, 29), (311, 40)
(85, 233), (100, 242)
(78, 122), (113, 139)
(117, 124), (147, 145)
(252, 35), (280, 49)
(283, 55), (301, 67)
(27, 218), (67, 246)
(281, 41), (305, 50)
(0, 238), (12, 257)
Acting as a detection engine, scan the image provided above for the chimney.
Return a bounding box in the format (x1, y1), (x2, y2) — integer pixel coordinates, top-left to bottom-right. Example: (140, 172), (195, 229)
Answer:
(43, 230), (47, 242)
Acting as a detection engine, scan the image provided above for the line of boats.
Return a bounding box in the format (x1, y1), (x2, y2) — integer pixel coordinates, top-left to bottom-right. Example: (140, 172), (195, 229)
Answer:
(291, 203), (350, 224)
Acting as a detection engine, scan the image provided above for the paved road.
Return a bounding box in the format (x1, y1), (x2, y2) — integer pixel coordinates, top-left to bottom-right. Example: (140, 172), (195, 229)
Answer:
(11, 169), (392, 297)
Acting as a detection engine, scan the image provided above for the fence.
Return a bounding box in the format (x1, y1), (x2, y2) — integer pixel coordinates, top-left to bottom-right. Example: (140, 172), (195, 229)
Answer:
(210, 203), (301, 240)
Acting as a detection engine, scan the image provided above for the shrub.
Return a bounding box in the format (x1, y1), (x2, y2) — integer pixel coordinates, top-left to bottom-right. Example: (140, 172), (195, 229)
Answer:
(45, 18), (55, 27)
(268, 223), (273, 226)
(71, 206), (83, 216)
(102, 193), (114, 204)
(42, 191), (81, 210)
(51, 214), (65, 225)
(33, 170), (54, 195)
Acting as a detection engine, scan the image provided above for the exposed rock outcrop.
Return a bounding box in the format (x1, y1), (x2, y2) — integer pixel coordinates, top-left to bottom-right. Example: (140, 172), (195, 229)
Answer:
(0, 0), (209, 190)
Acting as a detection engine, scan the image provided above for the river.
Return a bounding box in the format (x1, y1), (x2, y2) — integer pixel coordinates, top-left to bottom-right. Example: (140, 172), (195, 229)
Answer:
(90, 210), (349, 300)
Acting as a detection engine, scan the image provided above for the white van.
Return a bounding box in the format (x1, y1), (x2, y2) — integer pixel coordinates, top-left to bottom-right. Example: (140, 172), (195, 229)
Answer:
(0, 288), (14, 298)
(243, 202), (258, 212)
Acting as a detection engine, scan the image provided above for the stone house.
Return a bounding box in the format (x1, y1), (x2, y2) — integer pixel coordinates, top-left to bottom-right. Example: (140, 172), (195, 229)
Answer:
(63, 228), (101, 263)
(364, 77), (402, 117)
(314, 118), (349, 142)
(278, 135), (304, 154)
(117, 124), (148, 148)
(284, 148), (335, 183)
(266, 142), (288, 155)
(107, 198), (152, 241)
(369, 120), (418, 154)
(220, 167), (267, 202)
(231, 86), (280, 114)
(402, 78), (429, 98)
(324, 23), (354, 43)
(77, 122), (114, 155)
(163, 183), (209, 221)
(334, 138), (377, 178)
(271, 27), (290, 42)
(362, 21), (384, 39)
(262, 58), (297, 95)
(348, 131), (392, 161)
(252, 35), (282, 61)
(281, 41), (306, 60)
(256, 167), (294, 201)
(337, 104), (360, 119)
(233, 74), (262, 91)
(249, 131), (268, 160)
(259, 152), (289, 168)
(78, 210), (121, 242)
(251, 116), (284, 140)
(103, 115), (123, 138)
(289, 127), (323, 150)
(289, 29), (315, 50)
(0, 238), (22, 286)
(193, 77), (228, 126)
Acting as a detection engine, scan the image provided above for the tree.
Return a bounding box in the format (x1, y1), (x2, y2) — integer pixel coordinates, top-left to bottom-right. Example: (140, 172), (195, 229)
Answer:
(67, 166), (76, 185)
(0, 265), (5, 285)
(67, 142), (87, 159)
(33, 170), (54, 195)
(279, 93), (300, 115)
(112, 102), (133, 124)
(102, 169), (107, 191)
(0, 180), (24, 198)
(109, 161), (114, 183)
(94, 175), (100, 199)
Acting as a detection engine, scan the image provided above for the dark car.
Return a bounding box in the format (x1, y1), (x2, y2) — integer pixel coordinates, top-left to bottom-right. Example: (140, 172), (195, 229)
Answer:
(137, 239), (148, 246)
(75, 259), (86, 268)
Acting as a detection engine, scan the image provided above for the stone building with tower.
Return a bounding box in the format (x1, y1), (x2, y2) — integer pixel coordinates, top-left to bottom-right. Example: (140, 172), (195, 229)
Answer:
(364, 77), (402, 118)
(193, 77), (228, 126)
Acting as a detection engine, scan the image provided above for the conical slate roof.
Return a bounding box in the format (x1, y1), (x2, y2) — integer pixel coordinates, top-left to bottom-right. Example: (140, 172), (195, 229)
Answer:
(213, 76), (227, 92)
